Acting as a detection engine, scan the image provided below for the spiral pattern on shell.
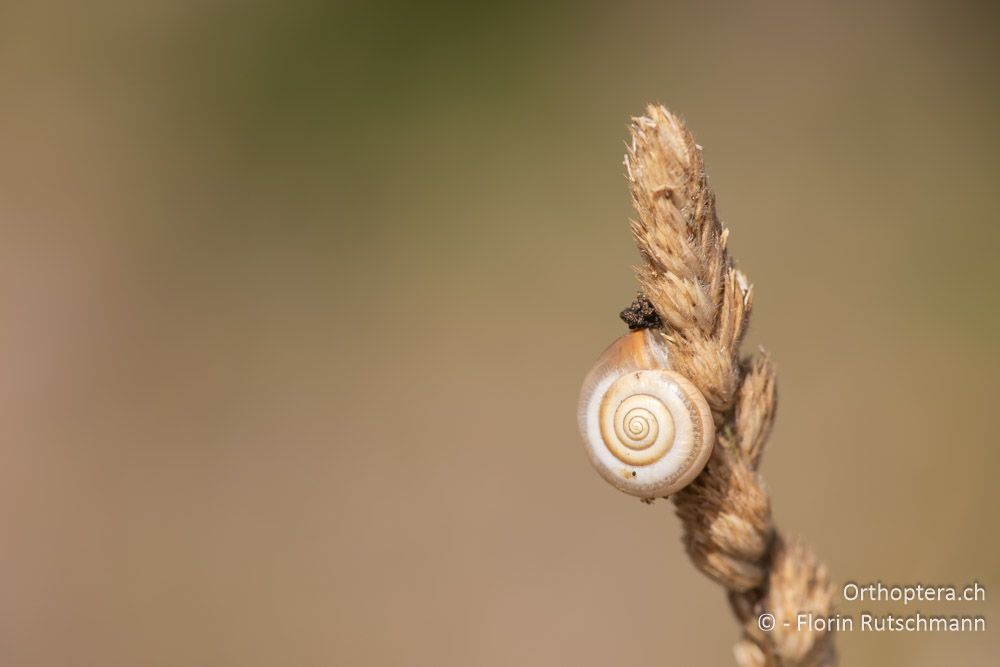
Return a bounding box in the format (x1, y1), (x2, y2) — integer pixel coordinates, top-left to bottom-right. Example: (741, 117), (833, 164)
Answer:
(601, 381), (676, 466)
(578, 331), (715, 498)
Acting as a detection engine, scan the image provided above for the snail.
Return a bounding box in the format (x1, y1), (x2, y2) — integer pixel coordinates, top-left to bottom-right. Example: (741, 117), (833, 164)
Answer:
(578, 329), (715, 498)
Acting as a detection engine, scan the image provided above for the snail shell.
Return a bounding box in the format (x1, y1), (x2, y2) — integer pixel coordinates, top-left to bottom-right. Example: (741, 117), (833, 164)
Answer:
(578, 329), (715, 498)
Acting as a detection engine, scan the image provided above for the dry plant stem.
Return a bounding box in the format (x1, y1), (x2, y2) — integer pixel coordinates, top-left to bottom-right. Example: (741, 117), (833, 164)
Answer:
(625, 105), (836, 667)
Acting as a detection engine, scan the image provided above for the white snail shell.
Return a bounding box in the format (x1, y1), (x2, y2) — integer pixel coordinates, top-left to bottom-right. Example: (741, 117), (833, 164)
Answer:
(578, 329), (715, 498)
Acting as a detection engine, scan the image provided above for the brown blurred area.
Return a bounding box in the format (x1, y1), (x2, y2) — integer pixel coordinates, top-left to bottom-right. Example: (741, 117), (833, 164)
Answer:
(0, 1), (998, 665)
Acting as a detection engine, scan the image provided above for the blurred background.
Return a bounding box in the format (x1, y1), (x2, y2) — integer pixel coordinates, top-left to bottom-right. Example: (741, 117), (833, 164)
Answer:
(0, 1), (998, 665)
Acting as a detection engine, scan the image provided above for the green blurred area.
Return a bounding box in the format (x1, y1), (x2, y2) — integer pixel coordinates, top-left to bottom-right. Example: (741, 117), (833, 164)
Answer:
(0, 1), (998, 666)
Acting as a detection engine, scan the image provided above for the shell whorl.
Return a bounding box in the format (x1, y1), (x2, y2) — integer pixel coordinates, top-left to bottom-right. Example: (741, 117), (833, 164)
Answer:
(579, 330), (715, 498)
